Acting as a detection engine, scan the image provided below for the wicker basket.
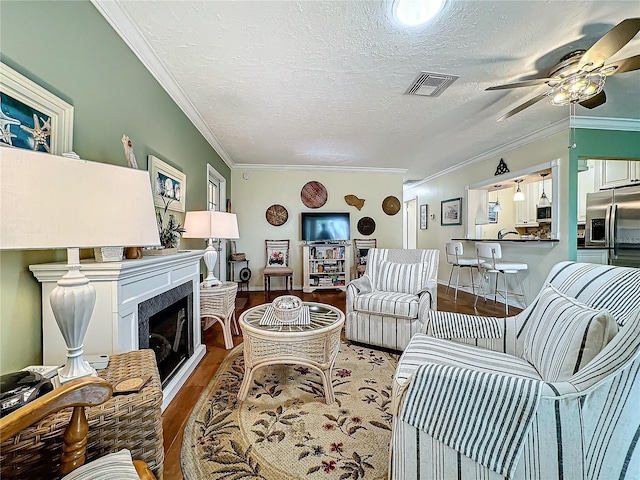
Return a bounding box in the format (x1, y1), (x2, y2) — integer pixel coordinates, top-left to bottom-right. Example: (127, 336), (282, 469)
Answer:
(272, 295), (302, 324)
(0, 350), (164, 480)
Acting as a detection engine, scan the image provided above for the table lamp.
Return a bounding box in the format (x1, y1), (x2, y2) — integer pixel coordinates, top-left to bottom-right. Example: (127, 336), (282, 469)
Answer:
(183, 211), (239, 287)
(0, 148), (160, 383)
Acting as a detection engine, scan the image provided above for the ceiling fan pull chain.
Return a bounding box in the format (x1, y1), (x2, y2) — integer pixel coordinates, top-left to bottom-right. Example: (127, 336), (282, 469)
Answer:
(569, 103), (577, 149)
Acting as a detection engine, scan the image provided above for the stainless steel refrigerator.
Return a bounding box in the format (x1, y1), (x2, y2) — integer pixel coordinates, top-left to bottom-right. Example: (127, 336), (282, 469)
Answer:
(585, 185), (640, 268)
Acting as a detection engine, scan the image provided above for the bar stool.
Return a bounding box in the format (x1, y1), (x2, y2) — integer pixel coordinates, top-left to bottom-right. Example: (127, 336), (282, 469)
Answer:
(475, 242), (527, 314)
(445, 241), (479, 301)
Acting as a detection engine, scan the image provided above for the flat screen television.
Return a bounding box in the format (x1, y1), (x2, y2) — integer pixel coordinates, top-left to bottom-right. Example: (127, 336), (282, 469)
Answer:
(301, 212), (350, 242)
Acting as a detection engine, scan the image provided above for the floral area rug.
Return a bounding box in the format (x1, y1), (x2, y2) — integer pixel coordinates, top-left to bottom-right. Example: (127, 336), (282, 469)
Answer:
(181, 341), (398, 479)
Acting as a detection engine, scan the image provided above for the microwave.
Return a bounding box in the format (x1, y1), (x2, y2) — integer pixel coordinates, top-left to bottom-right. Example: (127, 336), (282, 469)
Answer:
(536, 205), (552, 222)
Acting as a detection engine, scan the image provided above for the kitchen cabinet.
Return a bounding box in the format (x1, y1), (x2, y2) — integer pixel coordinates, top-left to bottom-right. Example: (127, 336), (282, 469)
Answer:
(599, 160), (640, 189)
(577, 160), (599, 223)
(514, 180), (553, 227)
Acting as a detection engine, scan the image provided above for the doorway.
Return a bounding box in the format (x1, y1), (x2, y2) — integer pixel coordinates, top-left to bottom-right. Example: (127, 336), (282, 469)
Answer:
(404, 197), (417, 249)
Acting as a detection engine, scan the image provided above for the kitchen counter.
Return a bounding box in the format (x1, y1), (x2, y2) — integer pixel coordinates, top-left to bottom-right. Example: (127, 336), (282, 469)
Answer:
(453, 238), (559, 243)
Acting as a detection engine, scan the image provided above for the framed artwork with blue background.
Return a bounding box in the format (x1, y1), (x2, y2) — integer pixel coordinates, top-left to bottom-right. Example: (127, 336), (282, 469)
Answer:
(0, 62), (74, 155)
(149, 155), (187, 212)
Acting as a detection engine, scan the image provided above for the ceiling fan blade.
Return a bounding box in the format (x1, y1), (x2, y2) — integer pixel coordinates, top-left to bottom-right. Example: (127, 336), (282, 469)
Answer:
(579, 18), (640, 69)
(486, 78), (550, 91)
(496, 92), (549, 122)
(579, 90), (606, 109)
(603, 54), (640, 76)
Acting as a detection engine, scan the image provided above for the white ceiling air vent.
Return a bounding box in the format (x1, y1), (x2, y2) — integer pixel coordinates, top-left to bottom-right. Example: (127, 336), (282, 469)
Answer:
(405, 71), (459, 97)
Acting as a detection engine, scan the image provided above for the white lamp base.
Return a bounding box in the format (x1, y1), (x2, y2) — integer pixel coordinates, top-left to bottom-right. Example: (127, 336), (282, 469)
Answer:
(203, 240), (222, 287)
(49, 249), (98, 384)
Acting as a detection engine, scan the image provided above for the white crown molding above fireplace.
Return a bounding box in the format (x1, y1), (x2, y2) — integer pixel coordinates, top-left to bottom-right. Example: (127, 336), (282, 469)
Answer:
(30, 250), (205, 411)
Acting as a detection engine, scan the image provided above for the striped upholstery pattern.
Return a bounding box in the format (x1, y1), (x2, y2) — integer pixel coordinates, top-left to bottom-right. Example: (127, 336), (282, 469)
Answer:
(395, 334), (541, 388)
(392, 262), (640, 480)
(428, 311), (503, 339)
(522, 285), (617, 382)
(375, 261), (425, 294)
(346, 248), (439, 351)
(62, 449), (139, 480)
(354, 291), (418, 318)
(401, 364), (542, 479)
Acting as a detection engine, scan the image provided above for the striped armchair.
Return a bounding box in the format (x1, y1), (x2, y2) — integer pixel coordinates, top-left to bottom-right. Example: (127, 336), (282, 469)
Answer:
(346, 248), (439, 351)
(391, 262), (640, 480)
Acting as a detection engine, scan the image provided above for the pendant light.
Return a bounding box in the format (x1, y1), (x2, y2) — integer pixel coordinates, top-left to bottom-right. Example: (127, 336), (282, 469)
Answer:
(539, 173), (551, 207)
(513, 179), (525, 202)
(493, 185), (503, 212)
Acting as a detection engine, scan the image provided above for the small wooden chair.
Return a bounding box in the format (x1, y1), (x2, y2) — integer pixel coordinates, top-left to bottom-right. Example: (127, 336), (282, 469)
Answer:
(0, 377), (156, 479)
(264, 239), (294, 292)
(353, 238), (377, 278)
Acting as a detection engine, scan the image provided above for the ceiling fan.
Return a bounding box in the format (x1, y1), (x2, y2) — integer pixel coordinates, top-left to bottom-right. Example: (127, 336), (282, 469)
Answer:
(487, 18), (640, 122)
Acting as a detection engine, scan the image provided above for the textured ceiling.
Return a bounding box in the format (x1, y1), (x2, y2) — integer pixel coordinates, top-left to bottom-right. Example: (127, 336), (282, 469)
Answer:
(94, 1), (640, 181)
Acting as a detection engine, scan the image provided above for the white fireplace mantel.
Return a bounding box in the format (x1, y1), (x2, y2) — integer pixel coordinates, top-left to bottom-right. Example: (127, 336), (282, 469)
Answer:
(30, 250), (205, 410)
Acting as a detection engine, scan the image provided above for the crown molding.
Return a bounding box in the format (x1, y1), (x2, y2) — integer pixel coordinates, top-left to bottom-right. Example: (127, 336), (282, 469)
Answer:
(235, 163), (407, 175)
(91, 0), (235, 169)
(405, 118), (568, 191)
(570, 116), (640, 131)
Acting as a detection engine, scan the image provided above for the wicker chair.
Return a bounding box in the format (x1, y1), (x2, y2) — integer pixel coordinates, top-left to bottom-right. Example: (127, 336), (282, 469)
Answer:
(0, 376), (156, 479)
(264, 239), (294, 292)
(0, 350), (164, 480)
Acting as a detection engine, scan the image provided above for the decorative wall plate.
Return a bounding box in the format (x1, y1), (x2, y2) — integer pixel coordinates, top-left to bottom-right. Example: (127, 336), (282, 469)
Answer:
(357, 216), (376, 236)
(239, 267), (252, 282)
(382, 196), (401, 215)
(300, 181), (328, 208)
(266, 204), (288, 226)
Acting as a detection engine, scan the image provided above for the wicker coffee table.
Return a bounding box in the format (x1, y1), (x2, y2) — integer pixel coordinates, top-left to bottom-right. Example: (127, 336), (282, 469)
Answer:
(238, 302), (344, 404)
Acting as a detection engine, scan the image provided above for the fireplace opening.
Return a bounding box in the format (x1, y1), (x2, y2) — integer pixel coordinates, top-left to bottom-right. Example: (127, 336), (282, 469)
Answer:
(138, 281), (194, 388)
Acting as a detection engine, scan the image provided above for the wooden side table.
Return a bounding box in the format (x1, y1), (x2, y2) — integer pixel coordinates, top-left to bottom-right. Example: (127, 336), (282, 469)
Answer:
(200, 281), (239, 349)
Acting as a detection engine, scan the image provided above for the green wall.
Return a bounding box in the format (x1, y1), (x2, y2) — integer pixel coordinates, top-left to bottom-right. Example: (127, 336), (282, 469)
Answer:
(0, 1), (230, 372)
(568, 128), (640, 260)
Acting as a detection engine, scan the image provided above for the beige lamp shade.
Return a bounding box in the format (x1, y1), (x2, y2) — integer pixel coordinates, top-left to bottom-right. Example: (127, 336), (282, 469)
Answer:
(183, 211), (239, 239)
(0, 148), (160, 250)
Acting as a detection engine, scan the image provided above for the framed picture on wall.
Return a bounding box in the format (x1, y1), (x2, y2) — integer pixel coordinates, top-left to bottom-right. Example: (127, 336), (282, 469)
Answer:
(441, 197), (462, 226)
(0, 62), (74, 155)
(420, 204), (428, 229)
(148, 155), (187, 212)
(488, 202), (499, 223)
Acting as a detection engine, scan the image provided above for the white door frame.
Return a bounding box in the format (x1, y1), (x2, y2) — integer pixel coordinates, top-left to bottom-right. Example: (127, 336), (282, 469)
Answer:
(207, 164), (228, 282)
(404, 196), (418, 249)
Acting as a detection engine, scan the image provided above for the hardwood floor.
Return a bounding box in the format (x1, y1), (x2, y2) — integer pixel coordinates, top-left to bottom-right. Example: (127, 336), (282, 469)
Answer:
(161, 285), (520, 480)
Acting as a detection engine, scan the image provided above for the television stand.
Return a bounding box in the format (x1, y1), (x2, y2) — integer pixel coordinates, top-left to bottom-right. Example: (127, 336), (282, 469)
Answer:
(302, 242), (350, 293)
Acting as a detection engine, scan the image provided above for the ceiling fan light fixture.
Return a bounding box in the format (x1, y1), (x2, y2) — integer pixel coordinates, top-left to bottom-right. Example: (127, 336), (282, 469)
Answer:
(393, 0), (445, 27)
(548, 72), (606, 106)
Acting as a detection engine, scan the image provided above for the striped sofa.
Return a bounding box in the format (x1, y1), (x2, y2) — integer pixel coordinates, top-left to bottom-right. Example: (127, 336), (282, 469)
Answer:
(391, 261), (640, 480)
(346, 248), (439, 351)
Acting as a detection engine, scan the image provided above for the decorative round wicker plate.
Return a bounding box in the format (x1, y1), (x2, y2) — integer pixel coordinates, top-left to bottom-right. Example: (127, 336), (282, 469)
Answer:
(357, 216), (376, 236)
(300, 181), (328, 208)
(382, 195), (401, 215)
(266, 204), (288, 226)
